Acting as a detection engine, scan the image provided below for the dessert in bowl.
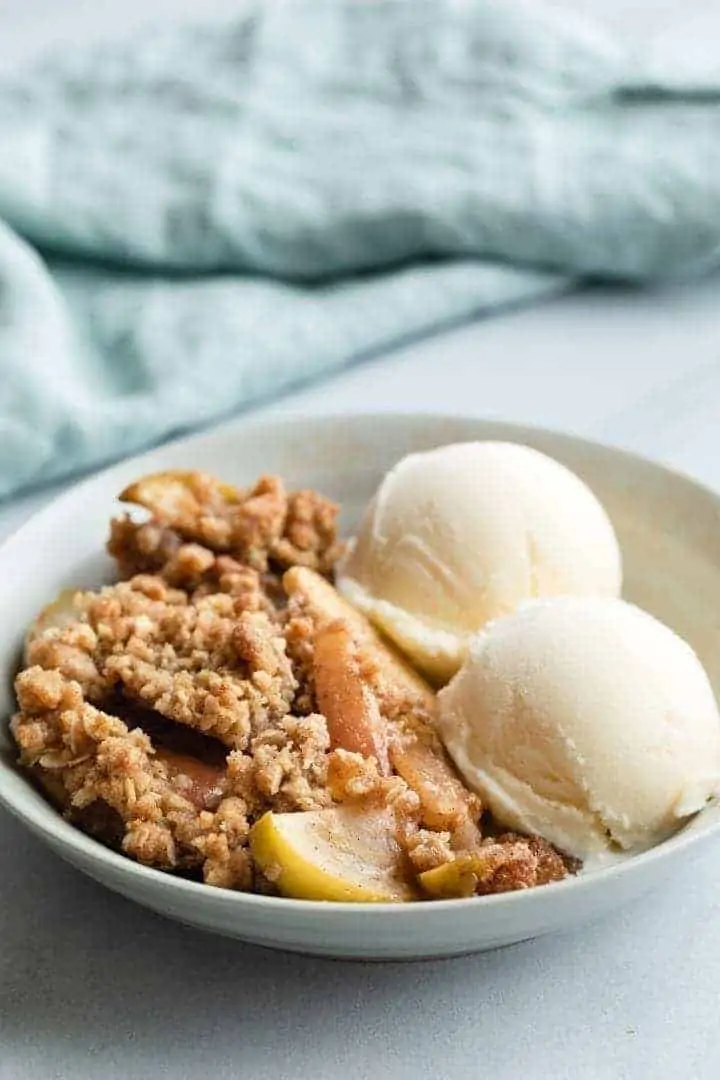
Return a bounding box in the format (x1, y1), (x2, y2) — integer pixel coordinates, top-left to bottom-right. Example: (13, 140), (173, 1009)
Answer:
(1, 414), (720, 959)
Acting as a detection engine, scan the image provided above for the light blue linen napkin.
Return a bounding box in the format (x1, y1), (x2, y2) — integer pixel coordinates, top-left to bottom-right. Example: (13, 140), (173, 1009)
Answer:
(1, 0), (719, 499)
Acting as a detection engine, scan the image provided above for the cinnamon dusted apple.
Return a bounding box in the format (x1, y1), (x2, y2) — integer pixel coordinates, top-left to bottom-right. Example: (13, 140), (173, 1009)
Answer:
(313, 621), (390, 773)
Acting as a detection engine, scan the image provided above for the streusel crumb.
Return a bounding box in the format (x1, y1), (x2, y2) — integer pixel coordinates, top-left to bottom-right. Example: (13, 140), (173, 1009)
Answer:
(113, 472), (343, 577)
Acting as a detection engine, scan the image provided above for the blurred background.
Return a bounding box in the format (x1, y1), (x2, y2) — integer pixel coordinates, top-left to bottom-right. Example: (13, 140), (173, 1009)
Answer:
(0, 0), (712, 68)
(1, 0), (720, 505)
(0, 0), (718, 515)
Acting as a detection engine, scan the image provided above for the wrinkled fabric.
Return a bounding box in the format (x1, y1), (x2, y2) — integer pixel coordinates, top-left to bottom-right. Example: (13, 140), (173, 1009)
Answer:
(0, 0), (718, 498)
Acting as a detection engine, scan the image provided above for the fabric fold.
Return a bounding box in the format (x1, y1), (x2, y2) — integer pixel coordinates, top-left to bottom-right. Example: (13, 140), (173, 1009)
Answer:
(0, 0), (719, 497)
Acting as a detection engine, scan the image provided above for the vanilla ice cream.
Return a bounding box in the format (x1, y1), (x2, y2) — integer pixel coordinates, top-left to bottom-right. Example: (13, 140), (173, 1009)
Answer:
(339, 442), (621, 681)
(437, 597), (720, 860)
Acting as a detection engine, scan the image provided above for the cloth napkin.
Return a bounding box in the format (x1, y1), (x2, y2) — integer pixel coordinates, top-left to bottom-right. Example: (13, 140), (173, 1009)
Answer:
(1, 0), (719, 500)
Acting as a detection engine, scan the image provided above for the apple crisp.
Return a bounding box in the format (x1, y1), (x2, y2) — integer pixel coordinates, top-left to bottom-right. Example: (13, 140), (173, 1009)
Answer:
(11, 470), (576, 901)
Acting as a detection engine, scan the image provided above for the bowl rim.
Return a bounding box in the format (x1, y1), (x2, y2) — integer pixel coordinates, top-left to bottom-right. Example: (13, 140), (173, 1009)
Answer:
(2, 410), (720, 918)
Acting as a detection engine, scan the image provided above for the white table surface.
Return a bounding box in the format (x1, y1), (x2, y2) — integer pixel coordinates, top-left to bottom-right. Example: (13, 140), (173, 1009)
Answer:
(3, 3), (720, 1079)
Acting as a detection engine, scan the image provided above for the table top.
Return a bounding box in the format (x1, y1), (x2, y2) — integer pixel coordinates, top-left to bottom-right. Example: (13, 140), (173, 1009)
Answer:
(2, 4), (720, 1080)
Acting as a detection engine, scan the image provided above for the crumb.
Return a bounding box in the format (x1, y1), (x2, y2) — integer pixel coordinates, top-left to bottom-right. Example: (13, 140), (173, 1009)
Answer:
(404, 829), (456, 874)
(250, 714), (332, 812)
(272, 489), (345, 576)
(29, 579), (297, 749)
(283, 612), (317, 714)
(112, 472), (342, 577)
(108, 515), (182, 579)
(496, 833), (576, 885)
(195, 833), (253, 890)
(327, 748), (420, 822)
(13, 673), (205, 872)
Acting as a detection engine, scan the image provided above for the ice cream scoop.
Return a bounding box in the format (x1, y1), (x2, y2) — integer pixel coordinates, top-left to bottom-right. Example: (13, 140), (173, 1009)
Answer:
(437, 597), (720, 860)
(339, 441), (621, 681)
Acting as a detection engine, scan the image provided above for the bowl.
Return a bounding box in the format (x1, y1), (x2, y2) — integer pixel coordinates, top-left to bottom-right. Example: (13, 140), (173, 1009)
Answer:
(2, 413), (720, 961)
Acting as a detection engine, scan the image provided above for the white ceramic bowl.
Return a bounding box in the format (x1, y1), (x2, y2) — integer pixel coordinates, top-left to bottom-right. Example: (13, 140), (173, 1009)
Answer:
(2, 413), (720, 960)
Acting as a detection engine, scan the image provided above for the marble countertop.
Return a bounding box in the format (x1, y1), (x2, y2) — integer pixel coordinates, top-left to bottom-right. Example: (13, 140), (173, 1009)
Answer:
(2, 4), (720, 1080)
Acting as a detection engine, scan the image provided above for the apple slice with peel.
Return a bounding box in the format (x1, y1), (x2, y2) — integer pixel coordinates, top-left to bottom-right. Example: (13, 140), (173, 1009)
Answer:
(389, 730), (481, 845)
(250, 807), (415, 902)
(419, 853), (499, 899)
(313, 622), (390, 773)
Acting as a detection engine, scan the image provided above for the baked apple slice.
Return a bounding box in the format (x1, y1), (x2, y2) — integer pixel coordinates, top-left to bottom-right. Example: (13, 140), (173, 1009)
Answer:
(283, 566), (435, 717)
(389, 729), (481, 844)
(249, 807), (414, 902)
(418, 854), (498, 899)
(313, 621), (389, 773)
(285, 566), (480, 842)
(119, 470), (239, 520)
(154, 748), (227, 811)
